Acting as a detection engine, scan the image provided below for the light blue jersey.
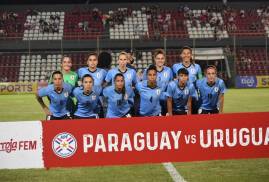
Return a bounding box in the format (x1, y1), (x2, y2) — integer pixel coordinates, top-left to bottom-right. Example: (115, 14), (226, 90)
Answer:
(142, 66), (173, 100)
(172, 63), (202, 83)
(166, 80), (196, 112)
(105, 67), (137, 90)
(77, 67), (107, 95)
(73, 87), (99, 118)
(103, 85), (134, 118)
(197, 78), (226, 110)
(38, 83), (72, 117)
(136, 80), (162, 116)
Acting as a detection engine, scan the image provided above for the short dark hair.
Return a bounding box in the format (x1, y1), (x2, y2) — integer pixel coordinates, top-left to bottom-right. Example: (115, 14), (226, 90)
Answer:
(61, 55), (72, 63)
(181, 46), (192, 54)
(82, 74), (94, 83)
(206, 65), (217, 73)
(114, 73), (125, 82)
(52, 71), (63, 78)
(146, 64), (157, 74)
(87, 52), (98, 60)
(153, 49), (166, 59)
(177, 68), (189, 76)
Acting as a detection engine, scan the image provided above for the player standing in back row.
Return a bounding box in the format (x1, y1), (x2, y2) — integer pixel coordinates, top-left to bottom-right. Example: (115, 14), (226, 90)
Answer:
(77, 52), (107, 117)
(172, 46), (202, 114)
(142, 49), (173, 116)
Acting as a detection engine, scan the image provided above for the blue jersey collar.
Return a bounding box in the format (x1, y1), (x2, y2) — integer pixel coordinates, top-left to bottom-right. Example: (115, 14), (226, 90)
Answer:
(54, 87), (63, 94)
(181, 62), (192, 69)
(206, 81), (216, 87)
(88, 68), (97, 73)
(118, 67), (128, 73)
(156, 66), (164, 73)
(83, 90), (93, 96)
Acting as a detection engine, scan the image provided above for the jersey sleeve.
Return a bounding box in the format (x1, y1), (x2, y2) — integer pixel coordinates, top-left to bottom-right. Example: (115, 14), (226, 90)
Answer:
(135, 82), (141, 93)
(142, 68), (147, 80)
(172, 64), (178, 78)
(66, 83), (73, 94)
(196, 64), (203, 79)
(102, 87), (109, 98)
(219, 79), (227, 94)
(189, 84), (197, 98)
(196, 79), (202, 90)
(166, 82), (174, 98)
(105, 70), (112, 84)
(38, 87), (48, 97)
(74, 73), (79, 85)
(102, 69), (108, 82)
(72, 88), (78, 98)
(77, 68), (84, 79)
(132, 69), (138, 85)
(168, 67), (174, 81)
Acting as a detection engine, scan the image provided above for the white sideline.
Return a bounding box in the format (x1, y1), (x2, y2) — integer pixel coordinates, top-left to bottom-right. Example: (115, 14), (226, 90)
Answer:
(163, 162), (186, 182)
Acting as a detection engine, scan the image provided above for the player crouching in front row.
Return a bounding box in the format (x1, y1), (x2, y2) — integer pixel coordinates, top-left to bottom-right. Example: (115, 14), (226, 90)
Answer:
(36, 71), (73, 120)
(72, 74), (100, 119)
(166, 68), (196, 115)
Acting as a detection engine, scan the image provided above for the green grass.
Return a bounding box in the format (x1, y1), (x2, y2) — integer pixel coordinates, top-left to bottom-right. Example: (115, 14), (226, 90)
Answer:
(0, 88), (269, 182)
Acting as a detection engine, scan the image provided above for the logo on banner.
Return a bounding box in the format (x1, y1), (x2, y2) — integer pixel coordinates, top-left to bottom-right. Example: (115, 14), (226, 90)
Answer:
(236, 76), (257, 88)
(52, 132), (77, 158)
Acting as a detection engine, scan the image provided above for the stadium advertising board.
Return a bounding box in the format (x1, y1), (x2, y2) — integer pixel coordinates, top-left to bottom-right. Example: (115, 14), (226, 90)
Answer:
(236, 76), (269, 88)
(0, 82), (38, 94)
(256, 76), (269, 88)
(0, 121), (44, 169)
(42, 112), (269, 168)
(1, 112), (268, 169)
(235, 76), (257, 88)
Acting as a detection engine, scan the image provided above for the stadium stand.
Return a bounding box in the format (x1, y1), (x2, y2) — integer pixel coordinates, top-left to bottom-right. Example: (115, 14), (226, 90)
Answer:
(236, 47), (269, 76)
(185, 9), (228, 39)
(64, 8), (104, 40)
(0, 53), (20, 81)
(18, 54), (62, 82)
(0, 11), (26, 39)
(0, 3), (269, 84)
(223, 8), (265, 37)
(23, 11), (64, 40)
(109, 8), (149, 40)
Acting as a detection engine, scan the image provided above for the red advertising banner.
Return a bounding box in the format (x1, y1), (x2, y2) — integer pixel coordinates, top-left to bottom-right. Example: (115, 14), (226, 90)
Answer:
(42, 112), (269, 168)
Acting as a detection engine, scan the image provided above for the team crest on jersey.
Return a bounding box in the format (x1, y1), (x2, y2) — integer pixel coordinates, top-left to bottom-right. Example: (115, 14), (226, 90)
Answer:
(70, 75), (75, 80)
(96, 72), (101, 79)
(124, 93), (128, 100)
(92, 95), (96, 100)
(156, 89), (161, 95)
(214, 87), (219, 92)
(163, 72), (168, 78)
(191, 68), (195, 74)
(184, 89), (189, 95)
(64, 92), (69, 97)
(52, 132), (77, 158)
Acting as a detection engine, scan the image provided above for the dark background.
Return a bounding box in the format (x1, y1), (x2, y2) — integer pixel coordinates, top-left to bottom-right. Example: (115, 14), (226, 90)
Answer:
(0, 0), (266, 5)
